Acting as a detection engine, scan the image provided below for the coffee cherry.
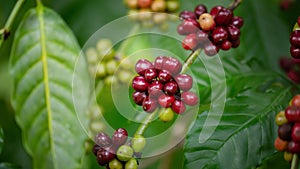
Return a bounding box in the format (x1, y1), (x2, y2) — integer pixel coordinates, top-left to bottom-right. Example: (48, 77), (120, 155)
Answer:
(164, 81), (179, 95)
(284, 152), (293, 162)
(97, 147), (116, 166)
(144, 68), (158, 82)
(109, 158), (123, 169)
(212, 27), (228, 44)
(275, 111), (288, 126)
(292, 123), (300, 142)
(291, 95), (300, 107)
(93, 144), (101, 156)
(158, 94), (175, 108)
(231, 39), (240, 48)
(135, 59), (154, 75)
(287, 141), (300, 153)
(117, 145), (134, 162)
(148, 81), (164, 98)
(151, 0), (166, 12)
(112, 128), (128, 147)
(125, 158), (138, 169)
(175, 74), (193, 91)
(159, 108), (174, 122)
(179, 10), (196, 20)
(204, 43), (219, 56)
(163, 57), (182, 75)
(215, 8), (233, 26)
(221, 40), (232, 51)
(138, 0), (152, 8)
(278, 123), (293, 141)
(167, 1), (180, 12)
(210, 6), (223, 18)
(177, 19), (200, 35)
(290, 30), (300, 47)
(290, 46), (300, 58)
(158, 70), (172, 83)
(154, 56), (167, 70)
(181, 91), (199, 106)
(182, 33), (198, 50)
(198, 13), (216, 31)
(227, 25), (241, 41)
(274, 137), (288, 151)
(132, 76), (149, 92)
(231, 16), (244, 28)
(153, 13), (168, 24)
(142, 96), (158, 112)
(172, 100), (186, 114)
(131, 135), (146, 152)
(125, 0), (138, 9)
(95, 132), (112, 148)
(196, 30), (209, 45)
(194, 4), (207, 18)
(132, 91), (147, 105)
(285, 106), (300, 122)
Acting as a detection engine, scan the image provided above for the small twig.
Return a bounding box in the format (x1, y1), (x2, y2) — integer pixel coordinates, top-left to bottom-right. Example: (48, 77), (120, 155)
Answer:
(0, 0), (25, 48)
(135, 109), (159, 136)
(228, 0), (243, 11)
(181, 49), (201, 74)
(291, 154), (299, 169)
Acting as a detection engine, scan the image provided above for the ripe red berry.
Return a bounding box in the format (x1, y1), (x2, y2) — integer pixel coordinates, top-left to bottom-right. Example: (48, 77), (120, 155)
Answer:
(274, 137), (288, 152)
(148, 81), (164, 98)
(221, 40), (232, 51)
(179, 10), (197, 20)
(288, 141), (300, 153)
(158, 94), (175, 108)
(142, 96), (158, 112)
(231, 16), (244, 28)
(279, 57), (293, 72)
(291, 95), (300, 107)
(198, 13), (216, 31)
(93, 144), (101, 156)
(196, 30), (209, 45)
(95, 132), (112, 148)
(292, 123), (300, 142)
(132, 76), (149, 92)
(172, 100), (186, 114)
(154, 56), (167, 70)
(177, 19), (200, 35)
(182, 33), (198, 50)
(212, 27), (228, 44)
(290, 30), (300, 47)
(158, 70), (172, 83)
(204, 43), (219, 56)
(285, 106), (300, 122)
(97, 147), (116, 166)
(181, 91), (199, 106)
(164, 81), (179, 95)
(227, 25), (241, 40)
(175, 74), (193, 91)
(231, 39), (240, 48)
(163, 57), (182, 75)
(112, 128), (128, 147)
(138, 0), (152, 8)
(278, 123), (293, 141)
(144, 68), (158, 82)
(194, 4), (207, 18)
(215, 8), (233, 26)
(132, 91), (147, 105)
(290, 45), (300, 58)
(288, 70), (300, 83)
(210, 6), (223, 18)
(135, 59), (154, 75)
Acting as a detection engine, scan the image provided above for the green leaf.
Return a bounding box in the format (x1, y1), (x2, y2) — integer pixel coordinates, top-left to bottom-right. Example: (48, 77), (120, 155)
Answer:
(184, 73), (293, 169)
(0, 163), (21, 169)
(9, 3), (89, 169)
(0, 128), (3, 154)
(256, 152), (290, 169)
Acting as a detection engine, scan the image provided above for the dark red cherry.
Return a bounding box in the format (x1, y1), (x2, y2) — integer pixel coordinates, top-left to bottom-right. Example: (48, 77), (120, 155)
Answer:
(194, 4), (207, 18)
(210, 6), (223, 18)
(231, 16), (244, 28)
(132, 76), (149, 92)
(112, 128), (128, 147)
(95, 132), (112, 148)
(179, 10), (197, 20)
(142, 96), (158, 113)
(158, 94), (175, 108)
(135, 59), (154, 75)
(285, 106), (300, 122)
(144, 68), (158, 82)
(172, 100), (186, 114)
(163, 57), (182, 75)
(215, 8), (233, 26)
(181, 91), (199, 106)
(164, 81), (179, 95)
(154, 56), (167, 70)
(132, 91), (147, 105)
(175, 74), (193, 91)
(158, 70), (172, 83)
(148, 81), (164, 98)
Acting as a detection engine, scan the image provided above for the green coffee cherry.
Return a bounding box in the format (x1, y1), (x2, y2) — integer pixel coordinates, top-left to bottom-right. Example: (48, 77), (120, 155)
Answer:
(167, 1), (180, 12)
(117, 145), (134, 162)
(131, 135), (146, 153)
(96, 62), (106, 78)
(109, 158), (124, 169)
(89, 121), (105, 133)
(153, 13), (168, 24)
(85, 47), (98, 64)
(118, 70), (133, 84)
(106, 60), (118, 75)
(275, 111), (288, 126)
(104, 75), (117, 86)
(96, 39), (115, 61)
(128, 10), (139, 21)
(125, 158), (138, 169)
(159, 108), (174, 122)
(120, 58), (133, 70)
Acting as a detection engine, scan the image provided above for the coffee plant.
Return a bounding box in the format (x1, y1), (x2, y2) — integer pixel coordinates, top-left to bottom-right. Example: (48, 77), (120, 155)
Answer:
(0, 0), (300, 169)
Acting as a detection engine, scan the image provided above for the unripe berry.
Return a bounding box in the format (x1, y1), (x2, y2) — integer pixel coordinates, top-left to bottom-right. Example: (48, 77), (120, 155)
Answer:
(125, 158), (138, 169)
(284, 152), (293, 162)
(198, 13), (216, 31)
(167, 1), (179, 12)
(117, 145), (134, 162)
(159, 108), (174, 122)
(109, 158), (123, 169)
(151, 0), (166, 12)
(275, 111), (288, 126)
(274, 137), (288, 151)
(131, 135), (146, 152)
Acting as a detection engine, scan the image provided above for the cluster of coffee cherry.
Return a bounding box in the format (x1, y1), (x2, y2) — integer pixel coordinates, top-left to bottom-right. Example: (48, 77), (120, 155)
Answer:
(132, 56), (199, 121)
(290, 16), (300, 59)
(85, 39), (133, 85)
(177, 4), (244, 56)
(280, 57), (300, 83)
(124, 0), (179, 29)
(274, 95), (300, 162)
(93, 128), (146, 169)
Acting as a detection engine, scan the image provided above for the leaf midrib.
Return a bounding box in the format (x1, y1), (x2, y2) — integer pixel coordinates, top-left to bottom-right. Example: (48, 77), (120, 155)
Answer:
(37, 3), (57, 169)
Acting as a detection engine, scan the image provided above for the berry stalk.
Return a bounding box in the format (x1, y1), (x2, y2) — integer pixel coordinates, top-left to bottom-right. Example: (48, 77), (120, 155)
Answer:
(135, 109), (159, 136)
(291, 154), (299, 169)
(182, 49), (201, 73)
(228, 0), (243, 11)
(0, 0), (25, 48)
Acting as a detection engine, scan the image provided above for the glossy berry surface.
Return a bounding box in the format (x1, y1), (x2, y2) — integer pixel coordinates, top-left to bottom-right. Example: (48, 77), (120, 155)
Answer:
(287, 141), (300, 153)
(117, 145), (134, 162)
(278, 123), (292, 141)
(215, 8), (233, 26)
(172, 100), (186, 114)
(164, 81), (179, 95)
(135, 59), (153, 75)
(181, 91), (199, 106)
(132, 91), (147, 105)
(285, 106), (300, 122)
(179, 10), (196, 20)
(112, 128), (128, 147)
(163, 57), (182, 75)
(159, 108), (174, 122)
(142, 96), (158, 112)
(194, 4), (207, 18)
(95, 132), (112, 148)
(274, 137), (288, 151)
(93, 144), (101, 156)
(290, 30), (300, 47)
(212, 27), (228, 44)
(144, 68), (157, 82)
(182, 33), (197, 50)
(158, 94), (175, 108)
(158, 70), (172, 83)
(109, 158), (123, 169)
(291, 95), (300, 107)
(231, 16), (244, 28)
(132, 76), (149, 92)
(97, 147), (116, 166)
(292, 123), (300, 142)
(175, 74), (193, 91)
(125, 158), (138, 169)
